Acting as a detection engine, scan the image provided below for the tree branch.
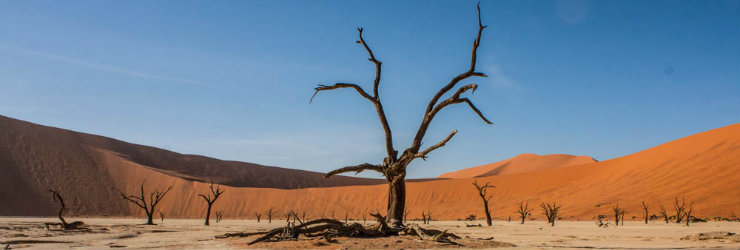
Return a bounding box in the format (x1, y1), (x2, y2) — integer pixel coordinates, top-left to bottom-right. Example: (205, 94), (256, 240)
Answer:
(410, 3), (489, 152)
(356, 27), (382, 99)
(324, 163), (383, 178)
(310, 83), (374, 103)
(312, 28), (397, 162)
(415, 130), (457, 161)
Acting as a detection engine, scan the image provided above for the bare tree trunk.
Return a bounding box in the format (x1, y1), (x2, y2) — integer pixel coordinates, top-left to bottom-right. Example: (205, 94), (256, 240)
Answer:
(205, 205), (212, 226)
(483, 199), (492, 226)
(268, 208), (272, 223)
(387, 180), (406, 227)
(685, 201), (694, 226)
(641, 201), (649, 224)
(146, 211), (154, 225)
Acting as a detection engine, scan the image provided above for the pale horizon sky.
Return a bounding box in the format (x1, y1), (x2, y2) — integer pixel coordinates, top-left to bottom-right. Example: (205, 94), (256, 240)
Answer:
(1, 0), (738, 178)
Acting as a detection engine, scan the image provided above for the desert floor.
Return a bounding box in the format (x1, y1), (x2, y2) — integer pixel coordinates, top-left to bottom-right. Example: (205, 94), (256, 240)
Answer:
(1, 217), (738, 249)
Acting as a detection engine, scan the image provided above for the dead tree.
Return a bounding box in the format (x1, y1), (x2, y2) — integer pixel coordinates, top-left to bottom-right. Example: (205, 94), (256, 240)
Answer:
(317, 3), (492, 228)
(612, 204), (624, 226)
(641, 201), (649, 224)
(685, 201), (694, 226)
(620, 210), (625, 226)
(216, 211), (223, 223)
(345, 212), (348, 223)
(46, 190), (85, 230)
(119, 182), (172, 225)
(404, 209), (410, 224)
(659, 205), (669, 223)
(198, 182), (225, 226)
(268, 208), (273, 223)
(255, 213), (261, 222)
(421, 210), (433, 224)
(515, 200), (533, 224)
(472, 180), (494, 226)
(540, 201), (561, 227)
(673, 197), (686, 223)
(159, 211), (165, 222)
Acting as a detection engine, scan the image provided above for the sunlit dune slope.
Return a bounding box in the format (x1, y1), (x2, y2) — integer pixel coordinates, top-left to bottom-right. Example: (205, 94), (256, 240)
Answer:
(438, 153), (596, 178)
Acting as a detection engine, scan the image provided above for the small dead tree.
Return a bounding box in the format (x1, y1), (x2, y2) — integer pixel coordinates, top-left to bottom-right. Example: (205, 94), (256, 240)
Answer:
(317, 3), (493, 228)
(255, 213), (261, 222)
(404, 209), (410, 224)
(515, 200), (533, 224)
(659, 205), (669, 223)
(46, 190), (85, 230)
(673, 197), (686, 223)
(540, 201), (561, 227)
(472, 180), (494, 226)
(641, 201), (649, 224)
(198, 182), (225, 226)
(215, 211), (223, 223)
(620, 210), (625, 226)
(685, 201), (694, 226)
(159, 211), (165, 222)
(268, 208), (273, 223)
(345, 212), (348, 223)
(119, 182), (172, 225)
(612, 204), (624, 226)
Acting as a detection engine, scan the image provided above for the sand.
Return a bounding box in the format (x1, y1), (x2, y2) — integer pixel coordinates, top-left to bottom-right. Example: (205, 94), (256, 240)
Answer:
(1, 217), (738, 249)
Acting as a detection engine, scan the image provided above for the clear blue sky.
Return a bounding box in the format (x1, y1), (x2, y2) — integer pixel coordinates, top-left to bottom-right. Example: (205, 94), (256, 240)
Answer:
(1, 0), (738, 178)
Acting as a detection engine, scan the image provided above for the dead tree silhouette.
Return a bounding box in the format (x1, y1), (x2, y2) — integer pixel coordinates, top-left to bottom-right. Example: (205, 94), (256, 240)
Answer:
(255, 213), (261, 222)
(641, 201), (649, 224)
(540, 201), (561, 227)
(673, 197), (686, 223)
(659, 205), (669, 223)
(45, 190), (85, 230)
(472, 180), (494, 226)
(612, 204), (624, 227)
(515, 200), (533, 224)
(685, 201), (694, 226)
(268, 208), (273, 223)
(315, 3), (492, 228)
(119, 182), (172, 225)
(198, 182), (225, 226)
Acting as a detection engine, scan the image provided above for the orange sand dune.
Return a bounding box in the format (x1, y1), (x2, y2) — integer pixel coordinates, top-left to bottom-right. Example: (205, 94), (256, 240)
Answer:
(1, 115), (738, 221)
(438, 153), (596, 179)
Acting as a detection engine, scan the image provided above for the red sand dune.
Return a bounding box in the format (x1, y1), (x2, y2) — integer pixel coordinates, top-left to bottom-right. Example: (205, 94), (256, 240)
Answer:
(1, 115), (738, 221)
(438, 153), (596, 179)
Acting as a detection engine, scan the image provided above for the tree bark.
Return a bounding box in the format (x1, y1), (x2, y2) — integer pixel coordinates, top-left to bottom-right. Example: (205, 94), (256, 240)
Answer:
(205, 204), (212, 226)
(483, 199), (492, 226)
(386, 179), (406, 227)
(146, 211), (154, 225)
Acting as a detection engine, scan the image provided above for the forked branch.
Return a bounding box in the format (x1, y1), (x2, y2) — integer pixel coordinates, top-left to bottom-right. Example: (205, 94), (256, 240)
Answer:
(410, 3), (491, 152)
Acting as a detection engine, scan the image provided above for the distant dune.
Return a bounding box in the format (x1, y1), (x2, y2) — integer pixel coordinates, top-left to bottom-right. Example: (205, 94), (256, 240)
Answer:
(438, 153), (596, 179)
(1, 115), (737, 221)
